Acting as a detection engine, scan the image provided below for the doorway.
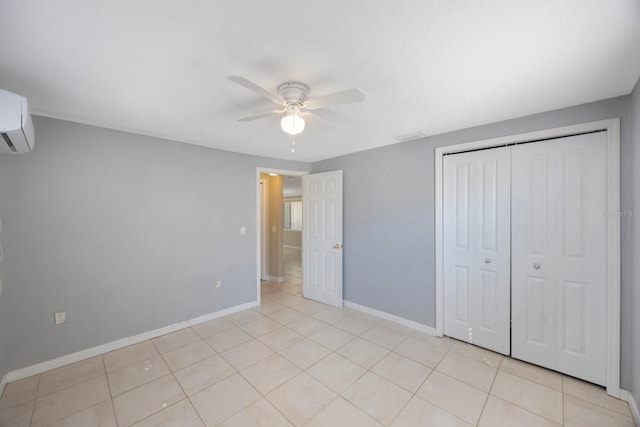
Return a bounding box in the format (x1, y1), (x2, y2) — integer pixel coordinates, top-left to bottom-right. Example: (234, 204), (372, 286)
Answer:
(256, 168), (345, 308)
(256, 168), (308, 304)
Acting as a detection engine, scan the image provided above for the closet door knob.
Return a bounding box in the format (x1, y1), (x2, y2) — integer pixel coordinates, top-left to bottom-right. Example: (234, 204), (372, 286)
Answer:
(484, 258), (491, 264)
(533, 263), (541, 269)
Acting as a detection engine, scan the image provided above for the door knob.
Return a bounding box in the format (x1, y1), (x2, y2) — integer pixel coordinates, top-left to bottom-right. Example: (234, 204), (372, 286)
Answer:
(333, 244), (342, 249)
(484, 258), (491, 264)
(533, 263), (541, 269)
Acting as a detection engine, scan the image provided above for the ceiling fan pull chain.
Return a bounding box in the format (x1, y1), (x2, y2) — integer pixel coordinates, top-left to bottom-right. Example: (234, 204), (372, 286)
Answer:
(291, 135), (295, 153)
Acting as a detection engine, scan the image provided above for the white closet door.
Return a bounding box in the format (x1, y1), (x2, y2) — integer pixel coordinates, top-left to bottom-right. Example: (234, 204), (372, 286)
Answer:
(443, 147), (511, 355)
(511, 132), (607, 385)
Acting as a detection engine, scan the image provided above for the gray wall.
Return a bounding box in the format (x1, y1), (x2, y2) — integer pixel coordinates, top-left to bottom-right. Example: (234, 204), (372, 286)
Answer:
(313, 95), (635, 390)
(0, 117), (309, 373)
(631, 78), (640, 407)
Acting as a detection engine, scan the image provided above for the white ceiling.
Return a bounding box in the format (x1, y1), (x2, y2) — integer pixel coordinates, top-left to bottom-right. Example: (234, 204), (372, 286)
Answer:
(1, 1), (639, 162)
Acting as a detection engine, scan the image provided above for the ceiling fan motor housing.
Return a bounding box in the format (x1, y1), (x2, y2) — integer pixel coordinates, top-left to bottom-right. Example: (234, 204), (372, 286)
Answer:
(278, 82), (309, 104)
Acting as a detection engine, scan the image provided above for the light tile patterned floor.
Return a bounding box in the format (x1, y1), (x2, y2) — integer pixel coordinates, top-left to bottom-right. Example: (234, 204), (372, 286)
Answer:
(0, 248), (635, 426)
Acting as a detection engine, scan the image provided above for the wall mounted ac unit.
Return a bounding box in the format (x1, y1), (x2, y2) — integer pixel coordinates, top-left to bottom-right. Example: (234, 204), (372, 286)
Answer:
(0, 89), (35, 154)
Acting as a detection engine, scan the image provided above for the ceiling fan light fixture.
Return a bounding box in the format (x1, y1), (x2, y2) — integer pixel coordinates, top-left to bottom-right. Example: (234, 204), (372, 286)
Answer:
(281, 109), (305, 135)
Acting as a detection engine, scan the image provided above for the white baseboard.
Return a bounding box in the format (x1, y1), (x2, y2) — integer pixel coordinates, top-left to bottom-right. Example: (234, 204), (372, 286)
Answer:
(343, 301), (436, 335)
(266, 276), (286, 283)
(0, 373), (6, 398)
(4, 300), (258, 383)
(620, 389), (640, 426)
(283, 245), (301, 250)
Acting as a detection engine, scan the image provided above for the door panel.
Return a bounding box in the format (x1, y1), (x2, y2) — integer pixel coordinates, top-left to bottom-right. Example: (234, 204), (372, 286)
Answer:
(563, 280), (587, 354)
(443, 147), (511, 355)
(555, 133), (607, 385)
(455, 164), (470, 249)
(480, 270), (497, 330)
(454, 266), (470, 323)
(445, 158), (474, 343)
(512, 132), (607, 385)
(302, 171), (343, 307)
(512, 142), (557, 367)
(481, 160), (499, 251)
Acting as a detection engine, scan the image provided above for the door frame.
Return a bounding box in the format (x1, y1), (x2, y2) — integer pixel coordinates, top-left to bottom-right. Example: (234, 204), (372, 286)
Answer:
(260, 178), (269, 280)
(434, 118), (621, 397)
(256, 167), (309, 305)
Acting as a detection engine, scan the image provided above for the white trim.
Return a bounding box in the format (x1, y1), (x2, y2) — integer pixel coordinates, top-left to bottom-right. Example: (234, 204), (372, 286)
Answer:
(344, 301), (436, 335)
(266, 275), (286, 283)
(0, 373), (6, 398)
(4, 301), (258, 383)
(260, 177), (269, 281)
(434, 118), (621, 396)
(435, 137), (444, 337)
(256, 167), (309, 306)
(283, 245), (302, 250)
(605, 119), (621, 398)
(620, 389), (640, 426)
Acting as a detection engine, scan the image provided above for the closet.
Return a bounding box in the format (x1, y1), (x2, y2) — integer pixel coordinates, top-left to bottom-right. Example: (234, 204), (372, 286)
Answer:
(443, 131), (608, 386)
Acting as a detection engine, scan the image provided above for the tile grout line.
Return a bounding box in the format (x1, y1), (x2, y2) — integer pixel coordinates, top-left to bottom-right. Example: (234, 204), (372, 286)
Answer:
(561, 377), (565, 426)
(31, 362), (111, 427)
(475, 352), (504, 426)
(261, 307), (381, 423)
(168, 362), (208, 427)
(491, 370), (566, 425)
(27, 374), (41, 427)
(102, 356), (120, 427)
(412, 338), (482, 426)
(151, 326), (226, 427)
(264, 280), (377, 425)
(562, 391), (635, 421)
(106, 339), (182, 425)
(261, 369), (315, 426)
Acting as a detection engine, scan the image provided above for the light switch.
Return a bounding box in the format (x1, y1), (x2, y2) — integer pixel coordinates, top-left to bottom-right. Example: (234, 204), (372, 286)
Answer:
(240, 226), (246, 236)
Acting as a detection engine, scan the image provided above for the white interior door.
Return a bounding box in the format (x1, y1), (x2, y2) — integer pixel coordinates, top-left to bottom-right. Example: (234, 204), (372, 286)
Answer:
(511, 132), (608, 385)
(302, 170), (343, 307)
(443, 147), (511, 355)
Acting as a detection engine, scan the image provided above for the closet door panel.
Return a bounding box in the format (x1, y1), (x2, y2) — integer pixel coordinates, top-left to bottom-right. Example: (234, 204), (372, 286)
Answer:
(444, 147), (510, 355)
(554, 132), (607, 385)
(473, 153), (511, 354)
(512, 132), (607, 385)
(443, 157), (473, 340)
(444, 159), (474, 341)
(512, 142), (557, 368)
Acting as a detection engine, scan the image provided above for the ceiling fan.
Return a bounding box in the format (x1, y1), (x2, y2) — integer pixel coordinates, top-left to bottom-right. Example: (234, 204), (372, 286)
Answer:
(229, 76), (365, 136)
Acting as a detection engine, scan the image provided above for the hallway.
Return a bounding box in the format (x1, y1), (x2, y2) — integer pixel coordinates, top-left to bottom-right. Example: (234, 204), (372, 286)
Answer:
(262, 247), (302, 297)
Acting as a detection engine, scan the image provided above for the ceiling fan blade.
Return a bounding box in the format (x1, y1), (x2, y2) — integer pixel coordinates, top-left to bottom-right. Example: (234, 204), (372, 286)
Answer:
(237, 109), (284, 122)
(228, 76), (284, 105)
(305, 88), (365, 110)
(302, 111), (333, 130)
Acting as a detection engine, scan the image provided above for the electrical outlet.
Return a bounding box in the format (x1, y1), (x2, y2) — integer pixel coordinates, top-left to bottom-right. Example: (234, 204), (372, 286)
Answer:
(215, 280), (221, 288)
(54, 311), (66, 325)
